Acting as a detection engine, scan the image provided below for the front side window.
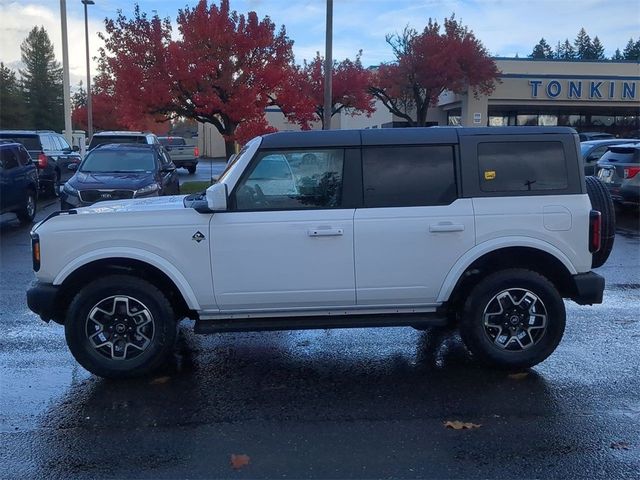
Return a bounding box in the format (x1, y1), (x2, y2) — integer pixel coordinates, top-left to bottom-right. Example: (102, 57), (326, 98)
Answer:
(234, 149), (344, 210)
(57, 135), (71, 151)
(478, 142), (568, 192)
(0, 148), (19, 170)
(363, 145), (457, 207)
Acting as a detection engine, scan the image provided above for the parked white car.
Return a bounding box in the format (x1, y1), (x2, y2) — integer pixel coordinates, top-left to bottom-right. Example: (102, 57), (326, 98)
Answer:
(27, 127), (614, 378)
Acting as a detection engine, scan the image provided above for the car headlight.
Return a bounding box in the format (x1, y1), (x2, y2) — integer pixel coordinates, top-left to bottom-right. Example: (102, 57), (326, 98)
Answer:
(63, 183), (78, 195)
(134, 183), (160, 197)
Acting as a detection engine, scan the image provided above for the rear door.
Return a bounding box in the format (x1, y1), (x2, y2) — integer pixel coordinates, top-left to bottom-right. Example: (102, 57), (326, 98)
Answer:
(354, 143), (475, 305)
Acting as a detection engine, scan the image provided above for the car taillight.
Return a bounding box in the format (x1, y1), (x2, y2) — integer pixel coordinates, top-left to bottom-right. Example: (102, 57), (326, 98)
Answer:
(37, 153), (48, 169)
(589, 210), (601, 253)
(194, 146), (199, 157)
(31, 233), (41, 271)
(623, 166), (640, 179)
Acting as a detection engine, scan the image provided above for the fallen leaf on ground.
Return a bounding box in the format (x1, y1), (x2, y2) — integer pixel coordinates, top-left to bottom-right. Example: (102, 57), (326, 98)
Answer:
(610, 441), (630, 450)
(149, 376), (171, 385)
(230, 454), (250, 470)
(507, 372), (529, 380)
(444, 420), (482, 430)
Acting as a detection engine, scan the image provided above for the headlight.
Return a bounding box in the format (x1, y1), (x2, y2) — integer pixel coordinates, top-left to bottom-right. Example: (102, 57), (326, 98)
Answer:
(63, 183), (78, 195)
(134, 183), (160, 197)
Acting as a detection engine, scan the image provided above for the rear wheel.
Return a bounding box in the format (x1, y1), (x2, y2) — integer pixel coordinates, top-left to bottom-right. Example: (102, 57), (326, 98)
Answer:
(16, 190), (37, 224)
(65, 275), (177, 378)
(187, 166), (196, 174)
(585, 176), (615, 268)
(46, 171), (61, 198)
(459, 269), (565, 369)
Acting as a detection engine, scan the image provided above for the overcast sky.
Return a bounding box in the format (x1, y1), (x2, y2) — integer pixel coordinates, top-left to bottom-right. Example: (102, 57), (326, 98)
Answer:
(1, 0), (639, 87)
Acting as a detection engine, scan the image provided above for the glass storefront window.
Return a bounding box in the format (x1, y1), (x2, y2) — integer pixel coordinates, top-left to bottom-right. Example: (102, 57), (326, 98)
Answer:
(489, 116), (508, 126)
(517, 115), (537, 126)
(591, 115), (615, 126)
(448, 115), (461, 126)
(538, 115), (558, 126)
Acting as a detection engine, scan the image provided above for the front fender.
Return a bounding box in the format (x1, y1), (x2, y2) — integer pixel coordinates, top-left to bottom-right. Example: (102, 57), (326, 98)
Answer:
(53, 247), (200, 310)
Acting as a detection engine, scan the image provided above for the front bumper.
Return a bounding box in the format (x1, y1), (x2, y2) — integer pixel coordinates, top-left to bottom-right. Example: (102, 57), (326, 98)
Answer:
(27, 282), (61, 322)
(570, 272), (605, 305)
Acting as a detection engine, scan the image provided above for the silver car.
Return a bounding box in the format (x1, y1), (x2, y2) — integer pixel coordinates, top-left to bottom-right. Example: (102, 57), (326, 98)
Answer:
(597, 142), (640, 207)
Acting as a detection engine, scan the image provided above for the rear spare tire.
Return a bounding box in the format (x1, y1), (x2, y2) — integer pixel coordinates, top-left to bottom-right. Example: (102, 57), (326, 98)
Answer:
(585, 176), (615, 268)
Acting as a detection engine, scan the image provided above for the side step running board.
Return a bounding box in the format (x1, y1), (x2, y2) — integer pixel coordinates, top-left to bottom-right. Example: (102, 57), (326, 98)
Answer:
(194, 313), (447, 334)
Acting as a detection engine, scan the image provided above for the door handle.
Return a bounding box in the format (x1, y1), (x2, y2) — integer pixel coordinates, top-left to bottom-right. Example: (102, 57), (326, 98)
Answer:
(307, 228), (344, 237)
(429, 223), (465, 233)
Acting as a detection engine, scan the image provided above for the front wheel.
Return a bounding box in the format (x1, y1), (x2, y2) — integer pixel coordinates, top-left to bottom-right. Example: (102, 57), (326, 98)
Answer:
(65, 275), (177, 378)
(16, 190), (37, 224)
(459, 269), (565, 369)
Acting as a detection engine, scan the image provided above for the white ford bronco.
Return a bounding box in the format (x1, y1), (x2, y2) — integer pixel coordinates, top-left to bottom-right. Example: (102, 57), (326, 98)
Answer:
(27, 127), (614, 378)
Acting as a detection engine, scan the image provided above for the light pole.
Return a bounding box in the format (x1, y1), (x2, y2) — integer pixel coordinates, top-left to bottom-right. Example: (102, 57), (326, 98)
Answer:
(60, 0), (72, 144)
(82, 0), (95, 140)
(323, 0), (333, 130)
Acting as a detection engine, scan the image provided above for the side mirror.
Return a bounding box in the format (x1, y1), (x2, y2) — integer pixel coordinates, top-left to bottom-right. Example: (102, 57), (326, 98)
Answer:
(67, 163), (78, 171)
(206, 183), (227, 211)
(162, 163), (176, 172)
(164, 146), (172, 152)
(72, 145), (80, 152)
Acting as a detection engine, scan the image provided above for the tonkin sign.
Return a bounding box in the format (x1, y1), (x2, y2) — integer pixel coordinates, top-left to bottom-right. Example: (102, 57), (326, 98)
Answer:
(528, 79), (638, 100)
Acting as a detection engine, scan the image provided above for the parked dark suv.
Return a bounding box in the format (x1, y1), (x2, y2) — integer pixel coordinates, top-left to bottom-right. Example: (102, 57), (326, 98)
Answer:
(60, 143), (180, 210)
(597, 142), (640, 207)
(0, 130), (81, 197)
(0, 142), (39, 224)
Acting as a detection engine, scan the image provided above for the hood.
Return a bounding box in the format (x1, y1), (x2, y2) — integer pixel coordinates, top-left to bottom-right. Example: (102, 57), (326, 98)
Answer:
(72, 171), (155, 190)
(75, 195), (188, 214)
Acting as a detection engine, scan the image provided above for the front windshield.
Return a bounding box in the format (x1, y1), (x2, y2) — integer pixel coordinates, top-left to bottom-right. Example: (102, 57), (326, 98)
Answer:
(580, 144), (591, 156)
(80, 150), (156, 173)
(216, 137), (261, 184)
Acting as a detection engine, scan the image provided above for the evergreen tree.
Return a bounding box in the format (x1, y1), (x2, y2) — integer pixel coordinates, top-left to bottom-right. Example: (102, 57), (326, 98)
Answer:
(19, 26), (64, 130)
(574, 28), (594, 59)
(72, 81), (87, 110)
(0, 63), (27, 128)
(623, 38), (640, 61)
(556, 39), (576, 60)
(591, 36), (605, 60)
(530, 38), (554, 59)
(611, 48), (624, 60)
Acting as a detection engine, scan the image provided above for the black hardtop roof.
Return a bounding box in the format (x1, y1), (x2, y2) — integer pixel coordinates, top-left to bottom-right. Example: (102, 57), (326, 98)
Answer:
(260, 126), (577, 148)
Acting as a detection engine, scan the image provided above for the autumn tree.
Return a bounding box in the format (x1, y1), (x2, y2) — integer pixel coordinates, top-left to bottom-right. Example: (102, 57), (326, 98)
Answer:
(368, 16), (500, 127)
(275, 52), (375, 129)
(99, 0), (296, 158)
(0, 63), (27, 129)
(530, 38), (554, 59)
(20, 26), (63, 130)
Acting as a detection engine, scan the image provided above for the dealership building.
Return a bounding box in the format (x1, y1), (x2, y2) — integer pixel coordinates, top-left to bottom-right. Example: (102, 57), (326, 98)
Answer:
(198, 58), (640, 157)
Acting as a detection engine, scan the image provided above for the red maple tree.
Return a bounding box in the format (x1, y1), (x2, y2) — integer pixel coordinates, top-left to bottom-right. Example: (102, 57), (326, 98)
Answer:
(97, 0), (295, 158)
(276, 52), (375, 129)
(369, 15), (501, 126)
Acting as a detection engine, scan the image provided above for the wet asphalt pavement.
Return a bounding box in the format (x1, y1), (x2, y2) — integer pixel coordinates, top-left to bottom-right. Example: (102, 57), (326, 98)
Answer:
(0, 200), (639, 479)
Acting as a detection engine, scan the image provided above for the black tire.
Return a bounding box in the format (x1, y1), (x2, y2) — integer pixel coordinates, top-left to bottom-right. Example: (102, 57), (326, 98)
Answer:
(65, 275), (177, 379)
(187, 166), (196, 174)
(46, 171), (61, 198)
(585, 176), (615, 268)
(459, 269), (566, 369)
(16, 189), (37, 225)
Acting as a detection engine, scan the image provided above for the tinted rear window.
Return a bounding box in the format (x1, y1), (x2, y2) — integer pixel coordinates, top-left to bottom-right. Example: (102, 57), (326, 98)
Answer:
(363, 145), (457, 207)
(478, 142), (568, 192)
(159, 137), (186, 146)
(89, 136), (147, 149)
(0, 134), (41, 151)
(602, 147), (640, 164)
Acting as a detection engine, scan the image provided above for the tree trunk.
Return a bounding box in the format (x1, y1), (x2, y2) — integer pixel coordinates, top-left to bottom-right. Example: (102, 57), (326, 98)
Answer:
(224, 139), (236, 160)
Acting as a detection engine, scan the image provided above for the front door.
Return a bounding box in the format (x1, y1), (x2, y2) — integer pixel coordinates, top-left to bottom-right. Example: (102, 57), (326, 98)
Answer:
(211, 148), (355, 311)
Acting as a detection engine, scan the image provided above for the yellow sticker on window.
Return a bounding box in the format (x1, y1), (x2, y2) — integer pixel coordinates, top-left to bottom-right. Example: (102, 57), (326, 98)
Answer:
(484, 170), (496, 180)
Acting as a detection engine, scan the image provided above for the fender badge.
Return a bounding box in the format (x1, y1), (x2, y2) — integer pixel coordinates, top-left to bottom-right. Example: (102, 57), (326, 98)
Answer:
(192, 231), (205, 243)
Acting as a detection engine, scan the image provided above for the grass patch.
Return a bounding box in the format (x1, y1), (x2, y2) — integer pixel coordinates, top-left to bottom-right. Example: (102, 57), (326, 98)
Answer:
(180, 181), (212, 194)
